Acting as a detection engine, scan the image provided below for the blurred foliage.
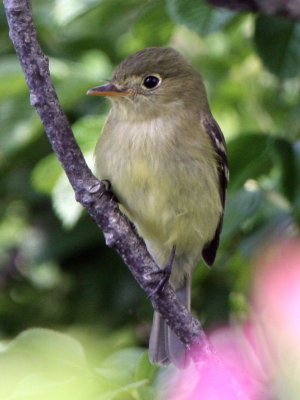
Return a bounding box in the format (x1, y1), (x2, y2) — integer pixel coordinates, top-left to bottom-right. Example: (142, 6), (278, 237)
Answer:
(1, 0), (300, 397)
(0, 328), (157, 399)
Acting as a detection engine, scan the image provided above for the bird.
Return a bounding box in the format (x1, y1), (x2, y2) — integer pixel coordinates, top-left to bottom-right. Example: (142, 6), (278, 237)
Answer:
(87, 47), (228, 367)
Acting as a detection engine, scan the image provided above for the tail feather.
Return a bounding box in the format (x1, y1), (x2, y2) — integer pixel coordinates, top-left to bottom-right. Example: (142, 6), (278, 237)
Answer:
(148, 311), (169, 365)
(148, 277), (191, 367)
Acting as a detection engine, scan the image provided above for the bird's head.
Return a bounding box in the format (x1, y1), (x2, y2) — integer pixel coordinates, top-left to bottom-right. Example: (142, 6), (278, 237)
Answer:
(87, 47), (208, 120)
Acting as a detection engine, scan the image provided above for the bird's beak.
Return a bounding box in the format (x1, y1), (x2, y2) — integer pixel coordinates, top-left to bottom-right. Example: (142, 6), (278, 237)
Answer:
(86, 83), (131, 97)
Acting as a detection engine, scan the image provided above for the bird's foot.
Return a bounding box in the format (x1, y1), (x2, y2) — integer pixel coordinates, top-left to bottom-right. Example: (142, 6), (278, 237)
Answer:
(97, 179), (119, 202)
(149, 245), (176, 298)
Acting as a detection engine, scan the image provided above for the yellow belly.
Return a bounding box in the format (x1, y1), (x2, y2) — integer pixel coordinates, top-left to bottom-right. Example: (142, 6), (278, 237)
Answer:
(95, 115), (222, 287)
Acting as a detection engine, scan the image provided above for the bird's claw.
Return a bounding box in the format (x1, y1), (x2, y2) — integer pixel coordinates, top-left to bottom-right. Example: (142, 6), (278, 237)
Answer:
(149, 245), (176, 298)
(99, 179), (119, 202)
(101, 179), (111, 192)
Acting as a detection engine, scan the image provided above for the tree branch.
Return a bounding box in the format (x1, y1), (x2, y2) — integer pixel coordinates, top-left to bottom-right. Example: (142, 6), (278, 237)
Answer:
(3, 0), (209, 358)
(205, 0), (300, 21)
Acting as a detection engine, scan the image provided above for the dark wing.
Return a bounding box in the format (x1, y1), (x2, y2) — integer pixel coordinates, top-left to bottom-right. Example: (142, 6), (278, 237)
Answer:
(201, 115), (228, 266)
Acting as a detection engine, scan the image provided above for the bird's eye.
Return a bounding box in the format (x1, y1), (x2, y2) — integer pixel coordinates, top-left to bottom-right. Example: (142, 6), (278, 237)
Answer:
(142, 75), (161, 89)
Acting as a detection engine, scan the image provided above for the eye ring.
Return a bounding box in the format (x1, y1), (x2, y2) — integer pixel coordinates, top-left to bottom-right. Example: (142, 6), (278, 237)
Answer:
(142, 74), (161, 90)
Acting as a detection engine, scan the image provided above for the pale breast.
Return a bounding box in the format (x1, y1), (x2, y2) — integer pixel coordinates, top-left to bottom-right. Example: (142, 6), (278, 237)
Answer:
(95, 113), (222, 265)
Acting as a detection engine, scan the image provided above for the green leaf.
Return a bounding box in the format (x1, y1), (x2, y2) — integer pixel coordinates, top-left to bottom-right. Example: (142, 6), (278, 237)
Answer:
(254, 15), (300, 78)
(97, 380), (150, 400)
(132, 0), (175, 49)
(166, 0), (236, 36)
(53, 0), (103, 25)
(134, 351), (157, 400)
(50, 51), (113, 109)
(31, 154), (62, 195)
(0, 55), (27, 100)
(134, 351), (156, 382)
(52, 172), (84, 228)
(61, 0), (147, 44)
(9, 372), (77, 400)
(72, 115), (105, 153)
(7, 328), (87, 370)
(32, 115), (102, 210)
(239, 210), (293, 257)
(94, 348), (150, 399)
(222, 188), (263, 241)
(0, 96), (40, 157)
(0, 330), (104, 400)
(50, 115), (103, 227)
(96, 348), (145, 386)
(228, 133), (273, 190)
(271, 138), (297, 203)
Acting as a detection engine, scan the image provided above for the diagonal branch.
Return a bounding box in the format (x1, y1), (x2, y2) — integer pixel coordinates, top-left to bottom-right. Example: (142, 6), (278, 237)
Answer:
(3, 0), (209, 357)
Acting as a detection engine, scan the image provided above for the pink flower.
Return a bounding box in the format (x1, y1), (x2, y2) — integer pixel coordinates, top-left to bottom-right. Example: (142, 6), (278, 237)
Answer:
(165, 239), (300, 400)
(253, 240), (300, 345)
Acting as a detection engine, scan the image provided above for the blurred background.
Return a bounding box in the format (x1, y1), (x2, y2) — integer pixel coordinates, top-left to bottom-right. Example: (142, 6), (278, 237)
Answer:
(1, 0), (300, 398)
